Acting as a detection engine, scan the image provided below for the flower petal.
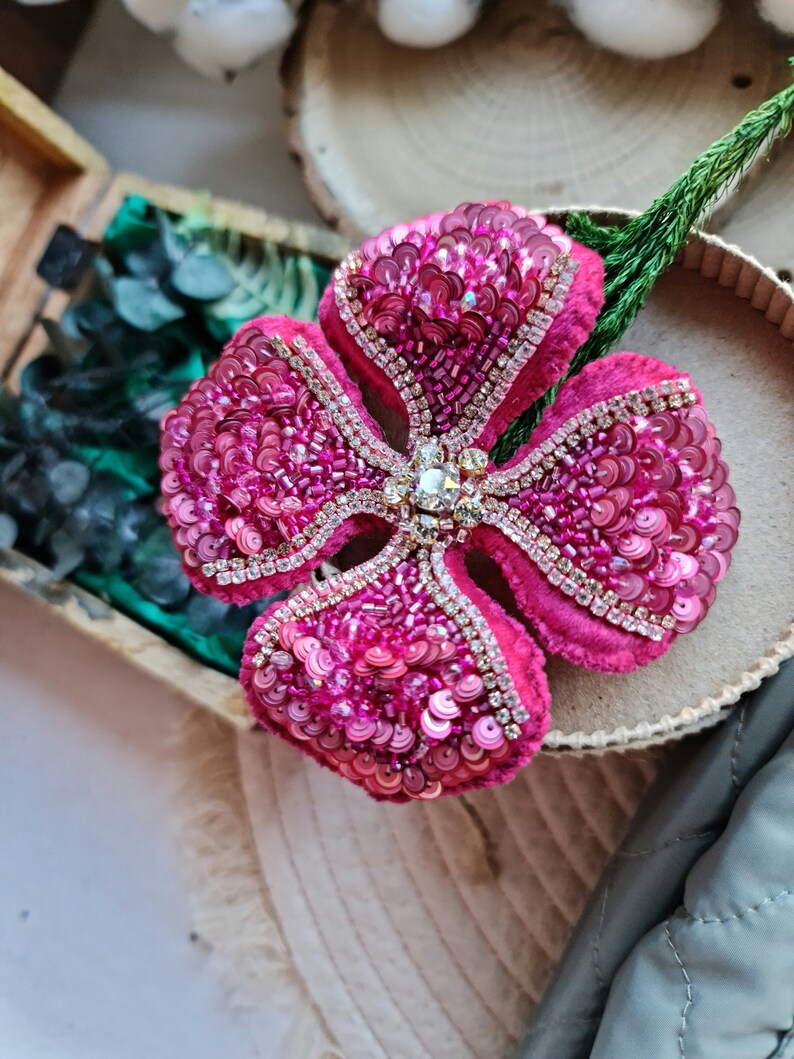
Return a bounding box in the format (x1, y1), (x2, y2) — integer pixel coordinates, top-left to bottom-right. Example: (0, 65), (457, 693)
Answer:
(240, 533), (549, 802)
(480, 353), (737, 671)
(160, 315), (402, 603)
(319, 202), (604, 455)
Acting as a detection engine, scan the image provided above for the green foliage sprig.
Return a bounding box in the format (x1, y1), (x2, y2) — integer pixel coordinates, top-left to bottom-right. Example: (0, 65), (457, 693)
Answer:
(491, 65), (794, 464)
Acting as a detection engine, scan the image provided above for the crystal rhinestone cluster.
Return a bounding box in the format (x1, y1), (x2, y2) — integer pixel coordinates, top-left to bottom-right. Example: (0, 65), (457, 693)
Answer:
(161, 200), (737, 802)
(382, 436), (489, 545)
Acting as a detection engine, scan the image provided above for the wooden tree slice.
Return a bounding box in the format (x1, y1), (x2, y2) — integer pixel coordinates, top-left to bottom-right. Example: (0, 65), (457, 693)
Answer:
(283, 0), (791, 237)
(719, 136), (794, 280)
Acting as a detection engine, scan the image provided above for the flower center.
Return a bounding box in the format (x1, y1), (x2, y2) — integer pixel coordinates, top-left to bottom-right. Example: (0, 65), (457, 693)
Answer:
(383, 440), (489, 542)
(413, 461), (460, 513)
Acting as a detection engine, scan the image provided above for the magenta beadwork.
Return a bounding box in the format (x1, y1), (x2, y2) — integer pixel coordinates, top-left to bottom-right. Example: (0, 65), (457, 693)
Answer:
(160, 200), (737, 803)
(249, 555), (518, 800)
(160, 328), (387, 572)
(346, 203), (571, 434)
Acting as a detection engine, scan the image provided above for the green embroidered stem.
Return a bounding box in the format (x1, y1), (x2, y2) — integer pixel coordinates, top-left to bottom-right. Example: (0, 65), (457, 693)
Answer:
(491, 63), (794, 465)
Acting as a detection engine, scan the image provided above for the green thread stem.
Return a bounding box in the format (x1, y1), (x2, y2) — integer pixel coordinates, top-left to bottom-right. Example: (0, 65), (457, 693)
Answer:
(491, 63), (794, 465)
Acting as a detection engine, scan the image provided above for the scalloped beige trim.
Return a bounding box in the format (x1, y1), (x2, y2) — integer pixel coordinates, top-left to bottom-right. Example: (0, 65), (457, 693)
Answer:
(544, 623), (794, 751)
(538, 213), (794, 749)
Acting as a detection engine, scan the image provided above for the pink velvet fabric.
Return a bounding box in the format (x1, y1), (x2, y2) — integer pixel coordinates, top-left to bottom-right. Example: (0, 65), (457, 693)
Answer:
(490, 352), (700, 671)
(160, 202), (736, 803)
(319, 238), (605, 454)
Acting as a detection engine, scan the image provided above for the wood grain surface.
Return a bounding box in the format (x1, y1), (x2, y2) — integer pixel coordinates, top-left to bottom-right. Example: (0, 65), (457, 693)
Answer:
(283, 0), (792, 256)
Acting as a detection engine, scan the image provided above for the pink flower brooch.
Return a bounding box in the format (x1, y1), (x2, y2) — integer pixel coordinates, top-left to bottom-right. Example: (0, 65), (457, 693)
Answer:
(161, 202), (738, 802)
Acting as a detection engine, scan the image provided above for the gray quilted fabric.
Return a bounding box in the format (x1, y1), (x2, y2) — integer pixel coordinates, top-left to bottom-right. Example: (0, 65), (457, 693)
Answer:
(519, 659), (794, 1059)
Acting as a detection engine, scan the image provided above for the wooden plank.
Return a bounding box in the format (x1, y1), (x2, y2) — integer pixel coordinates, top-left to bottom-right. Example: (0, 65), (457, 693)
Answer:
(0, 66), (110, 373)
(0, 549), (251, 728)
(5, 168), (350, 385)
(0, 65), (106, 173)
(0, 151), (109, 376)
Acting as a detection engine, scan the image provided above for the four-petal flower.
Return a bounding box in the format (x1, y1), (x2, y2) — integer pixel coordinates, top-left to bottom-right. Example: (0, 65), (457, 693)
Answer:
(161, 202), (737, 802)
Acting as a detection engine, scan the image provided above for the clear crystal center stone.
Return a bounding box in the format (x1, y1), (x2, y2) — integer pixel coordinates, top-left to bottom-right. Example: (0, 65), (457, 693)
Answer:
(413, 463), (461, 513)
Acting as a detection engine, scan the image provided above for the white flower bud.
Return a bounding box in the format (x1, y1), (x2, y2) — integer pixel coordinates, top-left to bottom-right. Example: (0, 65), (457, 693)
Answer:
(757, 0), (794, 34)
(376, 0), (482, 49)
(121, 0), (187, 32)
(564, 0), (721, 60)
(174, 0), (296, 79)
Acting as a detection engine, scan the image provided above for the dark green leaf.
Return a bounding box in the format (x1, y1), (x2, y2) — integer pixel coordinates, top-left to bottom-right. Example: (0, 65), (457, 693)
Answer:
(20, 355), (64, 400)
(186, 593), (235, 636)
(124, 241), (171, 281)
(50, 524), (87, 580)
(131, 389), (174, 422)
(112, 277), (185, 332)
(171, 251), (234, 301)
(39, 318), (81, 361)
(61, 301), (117, 339)
(155, 209), (189, 263)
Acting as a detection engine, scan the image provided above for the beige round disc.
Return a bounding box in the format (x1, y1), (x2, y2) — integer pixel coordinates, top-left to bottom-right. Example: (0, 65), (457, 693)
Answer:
(175, 707), (662, 1059)
(283, 0), (790, 236)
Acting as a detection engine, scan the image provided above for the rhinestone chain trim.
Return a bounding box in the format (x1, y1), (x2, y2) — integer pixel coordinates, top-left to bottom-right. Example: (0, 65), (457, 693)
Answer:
(333, 251), (579, 454)
(269, 332), (402, 474)
(422, 542), (528, 739)
(200, 488), (396, 585)
(250, 532), (413, 658)
(484, 377), (696, 495)
(480, 497), (672, 640)
(249, 532), (527, 744)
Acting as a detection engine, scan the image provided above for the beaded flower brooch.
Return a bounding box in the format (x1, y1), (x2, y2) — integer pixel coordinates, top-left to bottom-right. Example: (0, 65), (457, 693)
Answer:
(161, 202), (737, 802)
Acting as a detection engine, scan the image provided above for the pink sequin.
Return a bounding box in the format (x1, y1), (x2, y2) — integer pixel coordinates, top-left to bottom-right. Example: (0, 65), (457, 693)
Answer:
(512, 403), (735, 633)
(161, 201), (738, 804)
(347, 203), (571, 434)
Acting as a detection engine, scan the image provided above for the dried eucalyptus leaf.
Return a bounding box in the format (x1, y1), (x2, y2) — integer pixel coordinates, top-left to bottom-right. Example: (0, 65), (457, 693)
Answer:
(39, 318), (80, 361)
(171, 251), (234, 301)
(131, 390), (175, 422)
(117, 504), (160, 548)
(93, 256), (116, 300)
(20, 355), (64, 400)
(133, 525), (191, 607)
(0, 512), (18, 548)
(112, 277), (186, 332)
(156, 209), (190, 264)
(48, 460), (91, 505)
(0, 451), (27, 484)
(49, 524), (87, 580)
(62, 301), (117, 339)
(185, 592), (235, 636)
(124, 241), (171, 280)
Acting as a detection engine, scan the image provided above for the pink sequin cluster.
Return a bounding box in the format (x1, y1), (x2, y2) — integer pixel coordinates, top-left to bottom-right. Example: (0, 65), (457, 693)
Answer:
(160, 325), (385, 572)
(248, 560), (512, 800)
(161, 199), (738, 802)
(510, 405), (737, 632)
(349, 203), (571, 432)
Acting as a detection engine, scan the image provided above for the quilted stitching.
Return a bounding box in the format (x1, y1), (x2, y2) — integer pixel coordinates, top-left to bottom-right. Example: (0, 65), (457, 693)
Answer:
(591, 731), (794, 1058)
(517, 659), (794, 1059)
